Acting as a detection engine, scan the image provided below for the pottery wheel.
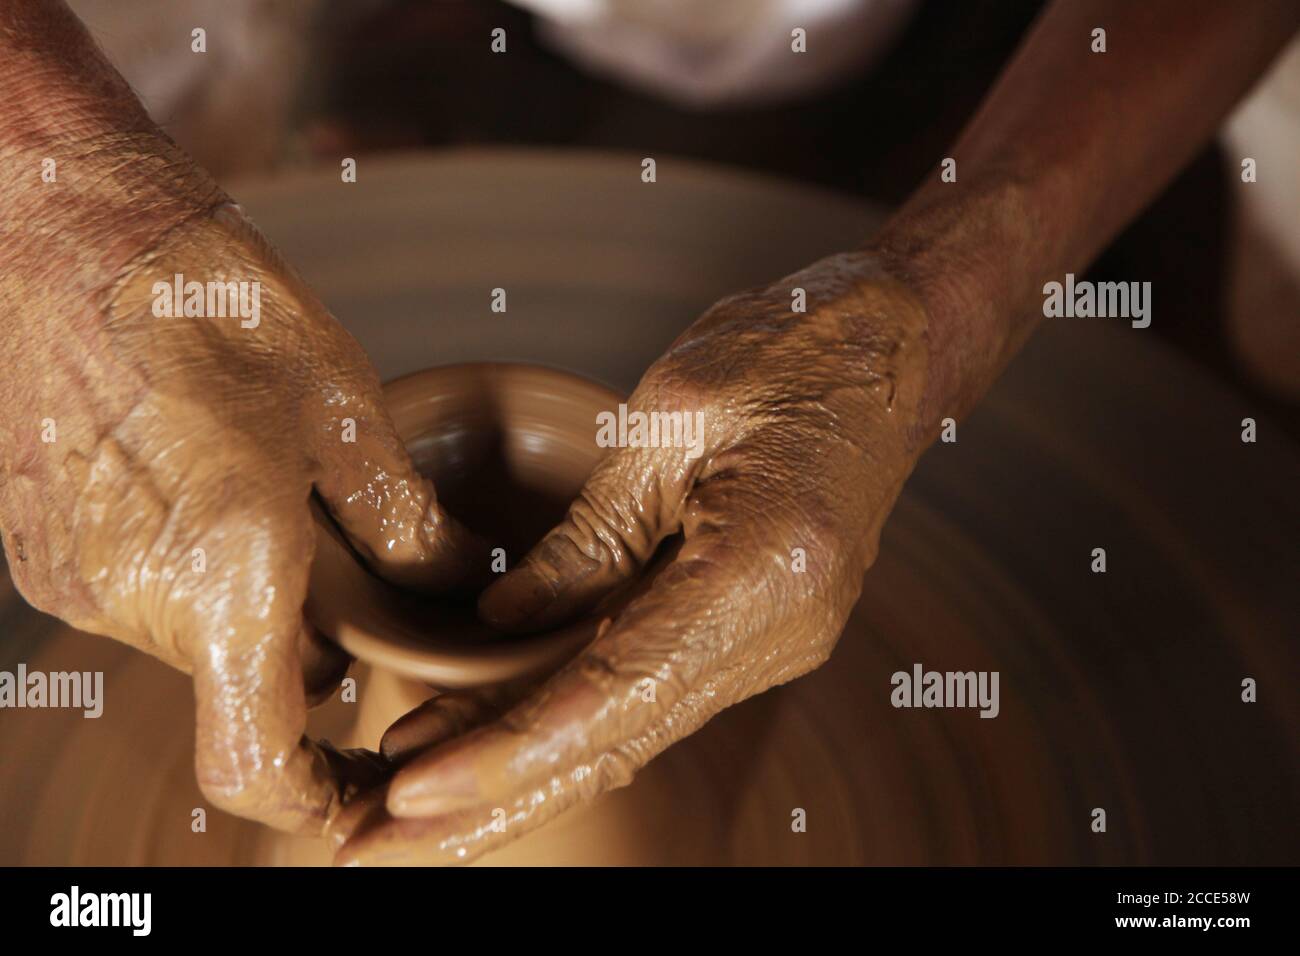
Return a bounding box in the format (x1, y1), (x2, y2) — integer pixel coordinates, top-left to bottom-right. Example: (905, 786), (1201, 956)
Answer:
(1, 150), (1295, 865)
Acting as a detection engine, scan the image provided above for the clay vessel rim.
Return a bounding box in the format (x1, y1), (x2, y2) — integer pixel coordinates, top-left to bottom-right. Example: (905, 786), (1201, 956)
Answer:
(307, 361), (624, 689)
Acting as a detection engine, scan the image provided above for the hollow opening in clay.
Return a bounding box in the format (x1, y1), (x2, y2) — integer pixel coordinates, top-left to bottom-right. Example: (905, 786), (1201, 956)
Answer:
(406, 403), (580, 563)
(307, 363), (634, 688)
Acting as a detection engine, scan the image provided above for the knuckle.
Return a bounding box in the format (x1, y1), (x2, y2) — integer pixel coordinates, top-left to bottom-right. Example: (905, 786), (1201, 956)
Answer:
(557, 482), (643, 567)
(194, 734), (298, 820)
(781, 640), (837, 684)
(590, 747), (640, 795)
(634, 365), (715, 421)
(195, 756), (264, 813)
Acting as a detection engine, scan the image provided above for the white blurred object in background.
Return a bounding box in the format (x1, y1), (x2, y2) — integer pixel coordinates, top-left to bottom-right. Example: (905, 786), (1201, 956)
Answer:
(513, 0), (919, 108)
(67, 0), (323, 175)
(1223, 36), (1300, 397)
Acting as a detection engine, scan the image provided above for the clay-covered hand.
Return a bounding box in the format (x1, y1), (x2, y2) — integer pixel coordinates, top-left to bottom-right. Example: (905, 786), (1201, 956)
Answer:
(0, 198), (480, 834)
(334, 251), (930, 864)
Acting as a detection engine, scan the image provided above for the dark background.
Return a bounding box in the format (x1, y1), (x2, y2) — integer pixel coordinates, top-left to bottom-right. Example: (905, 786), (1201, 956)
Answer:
(310, 0), (1297, 436)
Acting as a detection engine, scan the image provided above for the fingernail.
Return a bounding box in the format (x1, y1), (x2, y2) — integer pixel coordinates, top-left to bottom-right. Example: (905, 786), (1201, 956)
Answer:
(380, 714), (448, 764)
(379, 726), (418, 764)
(387, 749), (482, 817)
(478, 565), (554, 632)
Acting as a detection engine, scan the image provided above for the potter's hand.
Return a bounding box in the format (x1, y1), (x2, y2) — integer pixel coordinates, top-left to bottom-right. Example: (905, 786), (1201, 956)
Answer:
(0, 197), (480, 834)
(333, 252), (929, 864)
(0, 0), (485, 834)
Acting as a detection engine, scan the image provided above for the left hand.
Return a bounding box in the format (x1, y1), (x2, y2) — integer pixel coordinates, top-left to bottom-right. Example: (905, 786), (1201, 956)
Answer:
(330, 252), (931, 864)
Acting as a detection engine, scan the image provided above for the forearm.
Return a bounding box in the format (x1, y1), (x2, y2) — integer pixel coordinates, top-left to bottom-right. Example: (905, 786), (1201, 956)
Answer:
(0, 0), (224, 296)
(870, 0), (1300, 436)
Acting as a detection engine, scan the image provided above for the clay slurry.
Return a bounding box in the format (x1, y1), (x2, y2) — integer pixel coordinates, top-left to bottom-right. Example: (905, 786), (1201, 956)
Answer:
(307, 363), (639, 688)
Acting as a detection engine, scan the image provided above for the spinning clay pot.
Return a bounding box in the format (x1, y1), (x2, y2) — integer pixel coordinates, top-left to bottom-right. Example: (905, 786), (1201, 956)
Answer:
(306, 362), (625, 689)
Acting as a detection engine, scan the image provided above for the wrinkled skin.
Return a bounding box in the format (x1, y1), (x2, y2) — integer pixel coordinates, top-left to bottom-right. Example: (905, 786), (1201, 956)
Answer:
(329, 252), (931, 864)
(0, 196), (480, 834)
(6, 0), (1296, 867)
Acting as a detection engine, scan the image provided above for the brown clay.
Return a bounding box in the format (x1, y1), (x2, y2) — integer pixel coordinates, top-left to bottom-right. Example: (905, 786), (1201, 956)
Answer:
(1, 153), (1295, 867)
(306, 363), (632, 689)
(325, 250), (932, 864)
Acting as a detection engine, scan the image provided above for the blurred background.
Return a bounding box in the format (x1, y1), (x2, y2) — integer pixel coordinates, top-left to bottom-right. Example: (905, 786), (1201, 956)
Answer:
(4, 0), (1297, 866)
(67, 0), (1300, 431)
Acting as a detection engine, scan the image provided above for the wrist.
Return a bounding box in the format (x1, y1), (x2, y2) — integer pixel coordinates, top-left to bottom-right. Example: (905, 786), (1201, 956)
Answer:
(7, 129), (225, 266)
(865, 172), (1054, 434)
(0, 2), (227, 295)
(0, 0), (157, 153)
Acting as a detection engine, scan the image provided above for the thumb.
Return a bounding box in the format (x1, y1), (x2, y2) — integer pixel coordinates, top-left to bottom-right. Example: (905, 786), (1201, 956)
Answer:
(478, 445), (692, 632)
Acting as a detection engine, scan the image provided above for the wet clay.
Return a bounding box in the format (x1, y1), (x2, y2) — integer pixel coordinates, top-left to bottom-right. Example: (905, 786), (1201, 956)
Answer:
(320, 249), (934, 864)
(306, 363), (640, 689)
(1, 153), (1295, 866)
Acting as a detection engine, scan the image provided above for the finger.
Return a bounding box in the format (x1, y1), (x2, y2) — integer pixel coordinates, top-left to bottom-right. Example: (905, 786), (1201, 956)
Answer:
(298, 619), (351, 707)
(313, 390), (487, 594)
(379, 678), (536, 764)
(191, 607), (353, 835)
(339, 681), (731, 866)
(323, 783), (390, 854)
(389, 483), (767, 818)
(319, 742), (390, 798)
(478, 443), (695, 633)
